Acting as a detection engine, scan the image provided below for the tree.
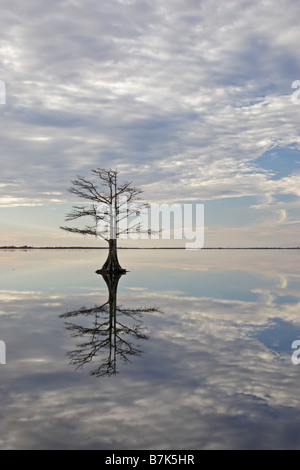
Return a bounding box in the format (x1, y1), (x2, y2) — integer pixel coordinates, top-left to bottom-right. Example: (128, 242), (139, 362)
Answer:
(60, 168), (150, 273)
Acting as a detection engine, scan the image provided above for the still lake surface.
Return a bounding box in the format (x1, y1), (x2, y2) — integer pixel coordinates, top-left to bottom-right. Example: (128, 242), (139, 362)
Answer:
(0, 248), (300, 450)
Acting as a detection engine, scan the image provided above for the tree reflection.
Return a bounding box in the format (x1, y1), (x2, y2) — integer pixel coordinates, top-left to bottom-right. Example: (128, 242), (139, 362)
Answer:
(60, 271), (160, 377)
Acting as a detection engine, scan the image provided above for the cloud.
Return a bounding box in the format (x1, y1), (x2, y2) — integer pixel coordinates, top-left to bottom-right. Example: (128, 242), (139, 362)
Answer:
(0, 0), (300, 244)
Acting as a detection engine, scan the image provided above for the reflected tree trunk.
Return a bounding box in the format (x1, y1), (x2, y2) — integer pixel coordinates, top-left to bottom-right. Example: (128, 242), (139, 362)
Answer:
(60, 270), (160, 377)
(98, 269), (123, 372)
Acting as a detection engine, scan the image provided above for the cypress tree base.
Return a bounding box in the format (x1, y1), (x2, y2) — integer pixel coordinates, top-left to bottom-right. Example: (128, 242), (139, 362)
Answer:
(97, 240), (127, 274)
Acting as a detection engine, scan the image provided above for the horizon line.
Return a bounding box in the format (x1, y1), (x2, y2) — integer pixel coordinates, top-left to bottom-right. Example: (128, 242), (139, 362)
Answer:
(0, 246), (299, 250)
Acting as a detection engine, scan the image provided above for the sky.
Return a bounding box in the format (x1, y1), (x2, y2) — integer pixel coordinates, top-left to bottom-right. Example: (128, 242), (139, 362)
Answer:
(0, 0), (300, 247)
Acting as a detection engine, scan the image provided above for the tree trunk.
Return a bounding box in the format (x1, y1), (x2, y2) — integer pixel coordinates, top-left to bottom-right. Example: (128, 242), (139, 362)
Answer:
(99, 239), (126, 273)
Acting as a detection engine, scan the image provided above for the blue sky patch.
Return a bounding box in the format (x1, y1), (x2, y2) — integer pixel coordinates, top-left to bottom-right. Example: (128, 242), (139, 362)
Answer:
(254, 147), (300, 180)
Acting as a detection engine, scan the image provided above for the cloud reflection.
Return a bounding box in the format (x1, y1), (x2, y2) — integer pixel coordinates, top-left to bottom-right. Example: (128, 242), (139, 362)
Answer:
(0, 250), (299, 449)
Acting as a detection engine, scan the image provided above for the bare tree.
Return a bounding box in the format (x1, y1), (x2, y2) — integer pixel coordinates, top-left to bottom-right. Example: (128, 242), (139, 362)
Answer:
(60, 168), (151, 273)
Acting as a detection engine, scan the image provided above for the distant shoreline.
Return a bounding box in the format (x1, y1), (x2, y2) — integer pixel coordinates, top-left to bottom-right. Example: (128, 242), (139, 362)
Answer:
(0, 246), (299, 250)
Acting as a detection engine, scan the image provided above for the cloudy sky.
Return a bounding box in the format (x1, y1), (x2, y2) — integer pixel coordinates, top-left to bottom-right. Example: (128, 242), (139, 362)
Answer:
(1, 0), (300, 247)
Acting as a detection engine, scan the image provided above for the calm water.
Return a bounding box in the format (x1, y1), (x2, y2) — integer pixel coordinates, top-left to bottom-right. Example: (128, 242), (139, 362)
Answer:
(0, 248), (300, 450)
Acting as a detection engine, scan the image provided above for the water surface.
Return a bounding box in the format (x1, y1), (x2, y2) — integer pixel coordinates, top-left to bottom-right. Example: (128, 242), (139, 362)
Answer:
(0, 249), (299, 449)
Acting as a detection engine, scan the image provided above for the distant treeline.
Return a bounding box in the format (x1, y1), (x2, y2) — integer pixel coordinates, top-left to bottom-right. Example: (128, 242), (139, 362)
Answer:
(0, 246), (299, 250)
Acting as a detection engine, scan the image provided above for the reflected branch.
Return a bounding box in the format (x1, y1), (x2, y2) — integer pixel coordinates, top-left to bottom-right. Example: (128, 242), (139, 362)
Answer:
(60, 271), (160, 377)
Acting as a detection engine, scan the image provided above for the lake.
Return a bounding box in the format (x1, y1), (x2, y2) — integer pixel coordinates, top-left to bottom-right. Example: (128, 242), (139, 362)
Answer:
(0, 248), (300, 449)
